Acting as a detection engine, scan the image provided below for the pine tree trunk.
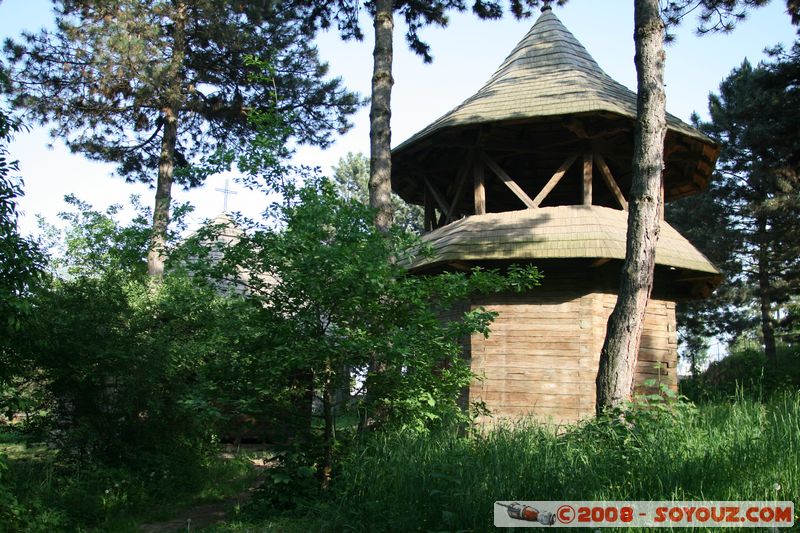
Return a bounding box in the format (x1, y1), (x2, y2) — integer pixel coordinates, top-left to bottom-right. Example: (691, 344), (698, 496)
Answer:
(368, 0), (394, 233)
(147, 2), (185, 279)
(147, 108), (178, 278)
(757, 214), (777, 363)
(596, 0), (666, 415)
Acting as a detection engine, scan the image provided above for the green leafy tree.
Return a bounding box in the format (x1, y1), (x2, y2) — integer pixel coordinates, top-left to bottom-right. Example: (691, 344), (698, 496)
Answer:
(0, 105), (46, 527)
(4, 0), (360, 277)
(198, 173), (542, 483)
(0, 115), (43, 321)
(11, 196), (279, 477)
(0, 109), (45, 399)
(332, 152), (424, 233)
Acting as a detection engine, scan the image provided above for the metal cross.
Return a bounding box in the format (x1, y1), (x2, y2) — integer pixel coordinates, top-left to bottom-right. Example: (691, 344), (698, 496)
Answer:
(214, 178), (238, 212)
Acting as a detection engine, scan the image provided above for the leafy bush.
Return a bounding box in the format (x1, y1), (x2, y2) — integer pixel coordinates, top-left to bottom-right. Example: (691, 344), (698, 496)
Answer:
(7, 198), (273, 476)
(245, 450), (320, 518)
(681, 344), (800, 402)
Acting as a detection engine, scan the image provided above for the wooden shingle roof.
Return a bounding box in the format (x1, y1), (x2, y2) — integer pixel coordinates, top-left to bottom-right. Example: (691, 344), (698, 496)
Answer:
(407, 206), (719, 279)
(394, 8), (710, 153)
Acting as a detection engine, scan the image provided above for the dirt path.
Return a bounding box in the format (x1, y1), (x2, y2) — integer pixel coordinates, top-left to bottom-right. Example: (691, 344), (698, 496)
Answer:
(139, 496), (245, 533)
(139, 459), (270, 533)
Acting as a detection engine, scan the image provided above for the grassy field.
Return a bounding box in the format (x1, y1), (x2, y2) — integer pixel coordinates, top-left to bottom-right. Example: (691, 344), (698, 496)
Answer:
(216, 393), (799, 532)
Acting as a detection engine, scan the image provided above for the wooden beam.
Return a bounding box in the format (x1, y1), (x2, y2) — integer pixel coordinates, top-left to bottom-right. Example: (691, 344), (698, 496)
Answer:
(582, 148), (593, 206)
(474, 161), (486, 215)
(447, 153), (474, 221)
(675, 275), (719, 282)
(563, 117), (588, 139)
(481, 152), (537, 209)
(594, 153), (628, 210)
(423, 188), (434, 232)
(532, 153), (579, 208)
(590, 258), (611, 268)
(424, 178), (450, 216)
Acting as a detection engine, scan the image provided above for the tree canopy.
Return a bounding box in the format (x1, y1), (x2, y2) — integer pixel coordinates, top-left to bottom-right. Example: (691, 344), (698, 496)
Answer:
(669, 43), (800, 361)
(4, 0), (360, 275)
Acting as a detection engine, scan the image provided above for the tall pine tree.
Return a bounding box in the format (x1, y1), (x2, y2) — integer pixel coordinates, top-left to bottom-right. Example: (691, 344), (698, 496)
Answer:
(4, 0), (359, 277)
(669, 48), (800, 362)
(295, 0), (553, 232)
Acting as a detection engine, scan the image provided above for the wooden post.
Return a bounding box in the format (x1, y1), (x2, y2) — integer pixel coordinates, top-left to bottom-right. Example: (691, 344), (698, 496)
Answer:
(660, 176), (665, 221)
(583, 148), (593, 206)
(424, 188), (434, 231)
(446, 154), (474, 221)
(424, 178), (450, 218)
(474, 161), (486, 215)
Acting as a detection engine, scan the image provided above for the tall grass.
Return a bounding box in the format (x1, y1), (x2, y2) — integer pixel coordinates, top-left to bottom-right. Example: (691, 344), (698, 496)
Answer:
(314, 393), (800, 532)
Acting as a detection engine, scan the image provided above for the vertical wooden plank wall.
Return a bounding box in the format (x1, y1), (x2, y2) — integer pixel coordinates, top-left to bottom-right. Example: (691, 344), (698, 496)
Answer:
(469, 292), (678, 427)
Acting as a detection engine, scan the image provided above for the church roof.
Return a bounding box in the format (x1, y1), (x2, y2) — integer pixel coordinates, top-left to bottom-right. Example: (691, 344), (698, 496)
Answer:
(394, 8), (711, 154)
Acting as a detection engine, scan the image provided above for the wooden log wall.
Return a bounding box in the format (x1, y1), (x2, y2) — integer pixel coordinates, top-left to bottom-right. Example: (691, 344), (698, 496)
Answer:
(468, 290), (677, 427)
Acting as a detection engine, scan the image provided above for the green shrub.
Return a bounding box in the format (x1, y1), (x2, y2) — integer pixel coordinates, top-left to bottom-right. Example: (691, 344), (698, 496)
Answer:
(681, 344), (800, 402)
(245, 450), (321, 519)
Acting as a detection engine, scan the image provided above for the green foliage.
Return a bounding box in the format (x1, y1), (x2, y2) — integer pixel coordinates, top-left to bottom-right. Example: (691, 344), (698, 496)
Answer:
(196, 173), (542, 435)
(4, 0), (359, 188)
(681, 344), (800, 402)
(10, 198), (266, 470)
(0, 112), (44, 368)
(668, 42), (800, 358)
(0, 111), (47, 528)
(181, 168), (541, 508)
(332, 152), (424, 234)
(39, 195), (151, 279)
(2, 174), (539, 525)
(245, 451), (320, 519)
(0, 196), (282, 528)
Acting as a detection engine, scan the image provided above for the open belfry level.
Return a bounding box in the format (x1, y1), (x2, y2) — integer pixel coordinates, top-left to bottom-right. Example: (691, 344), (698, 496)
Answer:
(392, 6), (722, 425)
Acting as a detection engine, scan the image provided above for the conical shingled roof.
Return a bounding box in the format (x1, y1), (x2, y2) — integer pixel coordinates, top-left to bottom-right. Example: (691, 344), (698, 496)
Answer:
(394, 8), (709, 153)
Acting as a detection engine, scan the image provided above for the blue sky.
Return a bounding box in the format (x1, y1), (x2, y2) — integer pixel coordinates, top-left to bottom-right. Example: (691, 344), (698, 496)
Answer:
(1, 0), (796, 235)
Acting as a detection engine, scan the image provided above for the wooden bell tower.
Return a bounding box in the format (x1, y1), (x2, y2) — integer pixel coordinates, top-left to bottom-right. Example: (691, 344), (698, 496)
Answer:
(392, 6), (721, 425)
